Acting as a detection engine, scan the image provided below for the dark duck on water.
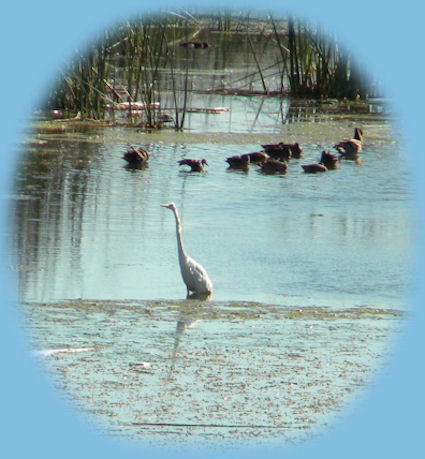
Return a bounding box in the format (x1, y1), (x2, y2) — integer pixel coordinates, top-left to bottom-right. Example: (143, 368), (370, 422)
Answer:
(259, 158), (288, 174)
(226, 154), (250, 170)
(334, 127), (363, 156)
(122, 146), (150, 168)
(262, 142), (303, 160)
(301, 150), (339, 173)
(178, 158), (208, 172)
(319, 150), (338, 169)
(242, 151), (268, 164)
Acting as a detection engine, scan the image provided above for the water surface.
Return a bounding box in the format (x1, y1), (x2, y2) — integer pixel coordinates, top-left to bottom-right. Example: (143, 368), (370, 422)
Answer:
(9, 91), (412, 449)
(5, 18), (413, 448)
(24, 298), (403, 448)
(13, 118), (411, 310)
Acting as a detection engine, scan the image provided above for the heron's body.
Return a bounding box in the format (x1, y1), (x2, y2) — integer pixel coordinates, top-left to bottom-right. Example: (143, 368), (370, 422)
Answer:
(161, 203), (212, 296)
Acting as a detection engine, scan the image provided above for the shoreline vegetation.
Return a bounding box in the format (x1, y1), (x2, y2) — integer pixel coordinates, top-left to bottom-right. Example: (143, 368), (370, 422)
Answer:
(44, 11), (380, 130)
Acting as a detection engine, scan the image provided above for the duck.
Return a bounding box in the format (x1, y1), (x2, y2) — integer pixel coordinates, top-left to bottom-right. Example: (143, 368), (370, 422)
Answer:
(301, 163), (327, 173)
(179, 41), (209, 49)
(122, 146), (149, 168)
(242, 151), (268, 164)
(261, 143), (292, 160)
(319, 150), (338, 169)
(178, 158), (208, 172)
(287, 142), (303, 158)
(259, 158), (288, 174)
(262, 142), (303, 160)
(226, 154), (250, 170)
(334, 127), (363, 156)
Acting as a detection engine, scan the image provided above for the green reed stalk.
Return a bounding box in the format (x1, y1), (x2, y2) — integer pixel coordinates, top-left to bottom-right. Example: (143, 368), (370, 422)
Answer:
(270, 16), (290, 93)
(178, 50), (190, 130)
(247, 33), (268, 93)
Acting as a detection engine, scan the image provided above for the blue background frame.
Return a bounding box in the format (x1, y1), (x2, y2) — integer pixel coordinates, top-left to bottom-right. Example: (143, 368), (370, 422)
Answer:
(1, 1), (423, 458)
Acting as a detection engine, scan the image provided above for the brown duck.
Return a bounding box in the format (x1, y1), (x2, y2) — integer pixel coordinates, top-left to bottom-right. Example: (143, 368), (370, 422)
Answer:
(319, 150), (338, 169)
(301, 150), (339, 173)
(178, 158), (208, 172)
(259, 158), (288, 174)
(301, 163), (327, 173)
(226, 154), (250, 170)
(242, 152), (268, 164)
(334, 127), (363, 156)
(122, 146), (150, 168)
(262, 142), (303, 160)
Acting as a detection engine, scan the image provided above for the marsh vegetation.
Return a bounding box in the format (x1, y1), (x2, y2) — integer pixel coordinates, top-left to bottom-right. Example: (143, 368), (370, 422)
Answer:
(15, 9), (407, 449)
(45, 11), (376, 128)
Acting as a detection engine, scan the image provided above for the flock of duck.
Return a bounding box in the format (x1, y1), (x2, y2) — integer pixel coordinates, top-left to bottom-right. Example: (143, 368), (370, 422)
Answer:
(122, 127), (364, 174)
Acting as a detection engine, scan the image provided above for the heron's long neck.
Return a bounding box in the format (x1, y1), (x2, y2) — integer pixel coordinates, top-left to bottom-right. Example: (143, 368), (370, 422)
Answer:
(172, 208), (187, 261)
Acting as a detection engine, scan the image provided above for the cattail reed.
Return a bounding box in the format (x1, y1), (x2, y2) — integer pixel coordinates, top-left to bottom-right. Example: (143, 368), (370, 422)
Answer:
(44, 13), (375, 128)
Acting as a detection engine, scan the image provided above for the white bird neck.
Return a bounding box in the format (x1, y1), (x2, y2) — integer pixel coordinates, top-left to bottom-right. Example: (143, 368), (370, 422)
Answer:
(172, 207), (187, 260)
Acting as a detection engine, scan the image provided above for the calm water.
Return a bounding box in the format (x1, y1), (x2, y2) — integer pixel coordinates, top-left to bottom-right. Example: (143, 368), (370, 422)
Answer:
(12, 115), (411, 311)
(4, 22), (412, 447)
(24, 299), (403, 447)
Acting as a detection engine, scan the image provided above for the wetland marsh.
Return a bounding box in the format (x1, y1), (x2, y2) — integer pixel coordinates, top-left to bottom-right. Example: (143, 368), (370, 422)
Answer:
(10, 12), (411, 449)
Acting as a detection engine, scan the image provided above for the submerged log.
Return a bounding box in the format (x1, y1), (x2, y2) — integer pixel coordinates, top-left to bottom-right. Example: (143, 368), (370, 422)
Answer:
(199, 88), (282, 96)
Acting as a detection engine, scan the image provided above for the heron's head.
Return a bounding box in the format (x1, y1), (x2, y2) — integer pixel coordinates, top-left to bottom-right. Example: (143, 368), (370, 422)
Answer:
(201, 158), (208, 166)
(161, 202), (177, 211)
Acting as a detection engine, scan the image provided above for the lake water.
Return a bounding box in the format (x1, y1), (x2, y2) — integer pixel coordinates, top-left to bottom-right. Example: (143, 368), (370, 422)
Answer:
(12, 111), (411, 311)
(7, 29), (412, 447)
(8, 109), (411, 447)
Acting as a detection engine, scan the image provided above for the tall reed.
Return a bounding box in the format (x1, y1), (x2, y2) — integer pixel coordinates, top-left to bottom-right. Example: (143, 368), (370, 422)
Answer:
(271, 15), (369, 99)
(47, 31), (111, 119)
(45, 12), (374, 127)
